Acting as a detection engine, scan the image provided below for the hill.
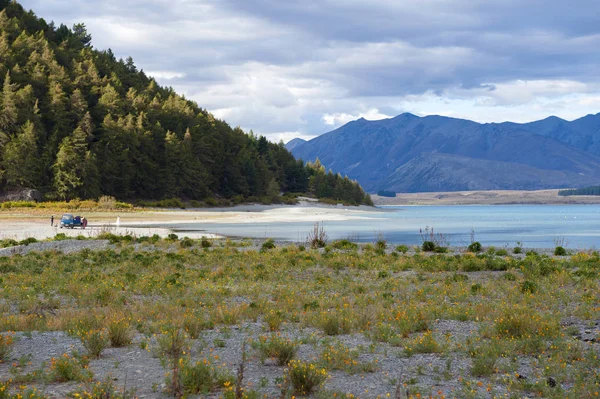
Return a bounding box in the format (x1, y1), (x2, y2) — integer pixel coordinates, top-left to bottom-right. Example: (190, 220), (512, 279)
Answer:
(0, 1), (371, 205)
(288, 113), (600, 192)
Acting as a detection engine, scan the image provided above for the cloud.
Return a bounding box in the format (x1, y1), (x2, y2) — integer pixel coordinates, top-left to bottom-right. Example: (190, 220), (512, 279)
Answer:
(17, 0), (600, 141)
(323, 109), (393, 126)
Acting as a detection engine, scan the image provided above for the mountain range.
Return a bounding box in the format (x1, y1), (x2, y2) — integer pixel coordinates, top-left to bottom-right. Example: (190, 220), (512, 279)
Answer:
(287, 113), (600, 193)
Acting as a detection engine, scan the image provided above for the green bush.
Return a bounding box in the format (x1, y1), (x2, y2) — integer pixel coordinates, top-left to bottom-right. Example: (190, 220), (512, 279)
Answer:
(261, 238), (276, 251)
(520, 280), (537, 294)
(18, 237), (38, 246)
(201, 237), (212, 248)
(0, 239), (18, 248)
(554, 246), (567, 256)
(395, 244), (409, 254)
(286, 360), (328, 395)
(468, 242), (482, 253)
(255, 334), (299, 366)
(332, 239), (358, 250)
(513, 246), (522, 254)
(180, 237), (194, 248)
(422, 241), (436, 252)
(179, 357), (234, 394)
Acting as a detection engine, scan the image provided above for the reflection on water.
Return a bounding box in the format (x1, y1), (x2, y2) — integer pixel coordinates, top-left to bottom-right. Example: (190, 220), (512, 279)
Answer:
(172, 205), (600, 249)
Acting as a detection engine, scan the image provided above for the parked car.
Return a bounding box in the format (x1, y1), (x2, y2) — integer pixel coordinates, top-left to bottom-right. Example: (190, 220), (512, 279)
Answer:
(60, 214), (74, 229)
(60, 214), (86, 229)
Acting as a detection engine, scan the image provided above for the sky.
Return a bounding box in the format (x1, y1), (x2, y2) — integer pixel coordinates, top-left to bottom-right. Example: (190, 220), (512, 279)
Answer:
(19, 0), (600, 142)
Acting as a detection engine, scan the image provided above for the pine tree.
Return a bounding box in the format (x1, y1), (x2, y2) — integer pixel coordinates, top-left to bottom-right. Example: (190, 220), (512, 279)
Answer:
(52, 119), (90, 199)
(0, 70), (17, 142)
(2, 120), (41, 188)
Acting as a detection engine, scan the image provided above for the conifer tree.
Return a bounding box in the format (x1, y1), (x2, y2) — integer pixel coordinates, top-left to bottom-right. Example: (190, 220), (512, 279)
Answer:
(52, 118), (91, 199)
(0, 70), (17, 141)
(2, 119), (41, 187)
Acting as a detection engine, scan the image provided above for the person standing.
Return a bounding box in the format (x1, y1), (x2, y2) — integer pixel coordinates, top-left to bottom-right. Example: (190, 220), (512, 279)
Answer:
(50, 215), (54, 226)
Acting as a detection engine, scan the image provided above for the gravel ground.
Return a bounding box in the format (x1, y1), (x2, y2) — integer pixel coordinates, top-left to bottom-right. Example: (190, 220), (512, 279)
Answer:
(0, 240), (591, 398)
(2, 317), (597, 398)
(0, 240), (111, 257)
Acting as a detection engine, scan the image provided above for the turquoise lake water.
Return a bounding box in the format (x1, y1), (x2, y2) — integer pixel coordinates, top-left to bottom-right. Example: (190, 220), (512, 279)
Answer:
(173, 205), (600, 249)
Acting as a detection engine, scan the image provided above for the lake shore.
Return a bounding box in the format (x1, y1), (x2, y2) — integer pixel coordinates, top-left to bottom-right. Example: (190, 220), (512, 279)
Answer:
(0, 201), (378, 241)
(372, 189), (600, 205)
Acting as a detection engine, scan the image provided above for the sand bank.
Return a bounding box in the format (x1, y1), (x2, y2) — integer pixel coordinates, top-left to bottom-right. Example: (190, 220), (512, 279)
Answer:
(0, 202), (378, 241)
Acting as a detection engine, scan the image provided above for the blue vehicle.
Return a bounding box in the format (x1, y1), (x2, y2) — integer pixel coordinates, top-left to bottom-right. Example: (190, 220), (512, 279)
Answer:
(60, 214), (85, 229)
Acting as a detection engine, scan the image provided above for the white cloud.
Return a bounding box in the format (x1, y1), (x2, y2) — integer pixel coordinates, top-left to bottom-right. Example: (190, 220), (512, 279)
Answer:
(323, 108), (393, 126)
(146, 71), (186, 80)
(18, 0), (600, 142)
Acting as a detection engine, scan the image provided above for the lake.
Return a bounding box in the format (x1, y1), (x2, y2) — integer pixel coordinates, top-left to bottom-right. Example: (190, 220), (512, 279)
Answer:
(173, 205), (600, 249)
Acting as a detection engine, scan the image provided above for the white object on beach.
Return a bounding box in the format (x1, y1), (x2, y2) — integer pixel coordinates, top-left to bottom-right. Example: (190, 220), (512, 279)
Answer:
(116, 216), (120, 227)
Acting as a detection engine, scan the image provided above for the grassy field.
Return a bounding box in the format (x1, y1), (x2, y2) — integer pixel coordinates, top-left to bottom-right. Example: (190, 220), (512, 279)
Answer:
(0, 236), (599, 398)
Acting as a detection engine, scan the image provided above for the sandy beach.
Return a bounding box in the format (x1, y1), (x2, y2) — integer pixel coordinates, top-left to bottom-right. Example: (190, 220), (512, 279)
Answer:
(0, 202), (378, 241)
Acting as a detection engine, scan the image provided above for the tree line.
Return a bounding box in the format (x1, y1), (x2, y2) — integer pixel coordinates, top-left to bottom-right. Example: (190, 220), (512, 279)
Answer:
(558, 186), (600, 196)
(0, 1), (372, 205)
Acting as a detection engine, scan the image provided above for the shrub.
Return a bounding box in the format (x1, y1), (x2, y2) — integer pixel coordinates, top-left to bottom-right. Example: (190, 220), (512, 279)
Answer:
(331, 239), (358, 250)
(375, 238), (387, 251)
(470, 345), (498, 377)
(264, 310), (283, 331)
(495, 249), (508, 256)
(404, 331), (443, 356)
(513, 246), (523, 254)
(503, 272), (516, 281)
(307, 222), (328, 249)
(179, 357), (234, 395)
(520, 280), (537, 294)
(434, 246), (448, 253)
(80, 329), (108, 358)
(470, 283), (482, 294)
(72, 378), (137, 399)
(395, 244), (409, 254)
(167, 233), (179, 241)
(255, 334), (299, 365)
(286, 360), (328, 395)
(318, 341), (376, 374)
(180, 237), (194, 248)
(0, 333), (14, 362)
(183, 315), (213, 339)
(422, 241), (436, 252)
(18, 237), (38, 246)
(0, 239), (18, 248)
(467, 242), (482, 253)
(320, 312), (352, 336)
(201, 237), (212, 248)
(48, 353), (91, 382)
(261, 238), (276, 251)
(107, 318), (133, 347)
(157, 328), (187, 360)
(554, 246), (567, 256)
(54, 233), (68, 241)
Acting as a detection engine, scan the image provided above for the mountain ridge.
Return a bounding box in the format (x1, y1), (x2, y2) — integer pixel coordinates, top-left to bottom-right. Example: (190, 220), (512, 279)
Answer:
(287, 112), (600, 193)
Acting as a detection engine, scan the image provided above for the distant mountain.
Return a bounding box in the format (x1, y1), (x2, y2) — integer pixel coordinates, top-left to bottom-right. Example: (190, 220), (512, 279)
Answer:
(287, 113), (600, 193)
(285, 138), (307, 152)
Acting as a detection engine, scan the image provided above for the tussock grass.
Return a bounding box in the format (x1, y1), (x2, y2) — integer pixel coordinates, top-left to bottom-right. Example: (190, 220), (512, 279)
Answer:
(0, 239), (599, 397)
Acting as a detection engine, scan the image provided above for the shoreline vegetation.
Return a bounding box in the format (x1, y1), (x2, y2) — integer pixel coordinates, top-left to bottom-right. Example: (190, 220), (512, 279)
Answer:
(0, 233), (598, 398)
(372, 189), (600, 205)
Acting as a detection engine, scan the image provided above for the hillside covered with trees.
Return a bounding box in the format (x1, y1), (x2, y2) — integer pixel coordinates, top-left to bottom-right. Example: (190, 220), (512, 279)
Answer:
(0, 1), (372, 206)
(558, 186), (600, 196)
